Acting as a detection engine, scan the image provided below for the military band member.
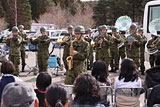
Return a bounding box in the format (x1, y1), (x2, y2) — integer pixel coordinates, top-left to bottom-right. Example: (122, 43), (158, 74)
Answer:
(6, 26), (22, 76)
(95, 25), (111, 75)
(138, 28), (147, 75)
(64, 25), (89, 85)
(62, 25), (75, 72)
(118, 30), (126, 60)
(125, 24), (141, 68)
(84, 28), (94, 70)
(30, 27), (50, 72)
(109, 27), (121, 72)
(18, 25), (28, 72)
(147, 34), (158, 67)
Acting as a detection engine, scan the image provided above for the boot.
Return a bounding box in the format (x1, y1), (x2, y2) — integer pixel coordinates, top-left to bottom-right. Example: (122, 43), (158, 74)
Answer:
(109, 67), (114, 72)
(21, 64), (25, 72)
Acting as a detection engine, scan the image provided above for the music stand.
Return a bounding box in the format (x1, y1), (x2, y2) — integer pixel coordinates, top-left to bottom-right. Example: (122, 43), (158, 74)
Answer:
(26, 43), (39, 75)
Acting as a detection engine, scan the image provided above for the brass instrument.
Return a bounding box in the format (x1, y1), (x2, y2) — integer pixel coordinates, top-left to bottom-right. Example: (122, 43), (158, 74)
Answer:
(57, 36), (70, 47)
(91, 40), (95, 48)
(147, 38), (159, 54)
(66, 36), (74, 70)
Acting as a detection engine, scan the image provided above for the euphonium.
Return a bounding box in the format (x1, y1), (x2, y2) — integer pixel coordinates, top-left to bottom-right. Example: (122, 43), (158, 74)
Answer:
(57, 36), (70, 47)
(66, 38), (74, 70)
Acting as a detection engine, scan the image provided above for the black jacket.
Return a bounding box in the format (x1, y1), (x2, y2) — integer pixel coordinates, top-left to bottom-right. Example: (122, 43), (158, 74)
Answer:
(145, 66), (160, 89)
(147, 85), (160, 107)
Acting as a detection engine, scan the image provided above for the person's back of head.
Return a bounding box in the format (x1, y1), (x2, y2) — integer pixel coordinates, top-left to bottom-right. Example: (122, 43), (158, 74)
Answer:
(45, 84), (67, 107)
(36, 72), (52, 91)
(1, 82), (38, 107)
(119, 58), (139, 82)
(1, 61), (15, 74)
(91, 60), (108, 83)
(155, 54), (160, 66)
(73, 73), (101, 103)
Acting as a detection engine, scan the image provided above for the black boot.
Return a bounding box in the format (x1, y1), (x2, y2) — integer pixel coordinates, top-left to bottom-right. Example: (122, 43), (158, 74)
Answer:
(21, 64), (25, 72)
(141, 71), (145, 75)
(109, 67), (114, 72)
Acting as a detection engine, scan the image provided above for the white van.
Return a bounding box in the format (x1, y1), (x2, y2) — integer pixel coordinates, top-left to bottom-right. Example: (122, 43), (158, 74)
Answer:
(47, 30), (68, 41)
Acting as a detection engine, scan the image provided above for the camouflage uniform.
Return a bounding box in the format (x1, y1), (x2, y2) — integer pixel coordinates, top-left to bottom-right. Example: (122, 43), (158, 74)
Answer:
(84, 36), (94, 69)
(6, 35), (22, 76)
(118, 34), (126, 60)
(62, 35), (75, 71)
(64, 39), (89, 84)
(125, 34), (141, 68)
(30, 35), (50, 72)
(139, 34), (147, 72)
(147, 38), (158, 67)
(110, 35), (121, 70)
(19, 32), (28, 71)
(94, 33), (111, 74)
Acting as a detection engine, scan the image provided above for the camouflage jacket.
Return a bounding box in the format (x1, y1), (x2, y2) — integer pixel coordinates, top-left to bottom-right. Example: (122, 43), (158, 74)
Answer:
(119, 34), (126, 50)
(62, 35), (75, 59)
(6, 35), (22, 56)
(94, 34), (111, 50)
(30, 35), (50, 58)
(139, 34), (147, 50)
(72, 39), (89, 62)
(19, 32), (28, 51)
(110, 34), (121, 50)
(125, 34), (141, 58)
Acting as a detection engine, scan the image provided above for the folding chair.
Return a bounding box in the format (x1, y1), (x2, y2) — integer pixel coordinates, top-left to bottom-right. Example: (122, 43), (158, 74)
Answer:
(64, 85), (114, 107)
(153, 104), (160, 107)
(114, 88), (145, 107)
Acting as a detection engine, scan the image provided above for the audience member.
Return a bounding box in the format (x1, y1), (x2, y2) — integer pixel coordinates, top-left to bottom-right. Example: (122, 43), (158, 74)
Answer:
(114, 58), (142, 90)
(35, 72), (52, 107)
(1, 82), (38, 107)
(147, 85), (160, 107)
(145, 54), (160, 89)
(0, 61), (22, 104)
(45, 84), (68, 107)
(92, 60), (110, 86)
(92, 61), (110, 106)
(114, 58), (142, 107)
(70, 73), (105, 107)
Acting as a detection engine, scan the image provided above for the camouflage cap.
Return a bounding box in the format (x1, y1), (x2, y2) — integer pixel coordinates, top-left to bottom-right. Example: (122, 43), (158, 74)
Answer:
(88, 28), (92, 33)
(112, 27), (117, 31)
(101, 25), (108, 30)
(12, 26), (19, 33)
(40, 27), (47, 33)
(74, 25), (85, 34)
(130, 24), (137, 30)
(68, 25), (73, 31)
(18, 25), (24, 29)
(138, 28), (143, 33)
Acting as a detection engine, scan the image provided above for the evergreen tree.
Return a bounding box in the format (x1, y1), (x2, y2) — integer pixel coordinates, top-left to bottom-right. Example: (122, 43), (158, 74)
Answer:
(1, 0), (32, 30)
(0, 1), (5, 18)
(29, 0), (53, 22)
(93, 0), (110, 26)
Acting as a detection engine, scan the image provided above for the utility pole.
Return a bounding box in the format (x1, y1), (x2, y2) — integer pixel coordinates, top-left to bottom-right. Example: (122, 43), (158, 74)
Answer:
(15, 0), (17, 26)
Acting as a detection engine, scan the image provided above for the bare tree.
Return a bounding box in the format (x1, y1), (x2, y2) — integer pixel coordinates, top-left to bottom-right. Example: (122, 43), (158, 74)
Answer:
(0, 18), (8, 32)
(70, 4), (95, 29)
(38, 4), (95, 29)
(38, 4), (68, 29)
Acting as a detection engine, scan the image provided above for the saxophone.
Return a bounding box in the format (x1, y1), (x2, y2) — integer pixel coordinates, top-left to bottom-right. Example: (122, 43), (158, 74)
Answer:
(66, 36), (74, 70)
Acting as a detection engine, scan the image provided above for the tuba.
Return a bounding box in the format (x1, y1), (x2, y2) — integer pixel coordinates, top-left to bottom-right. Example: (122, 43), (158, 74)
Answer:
(66, 35), (74, 70)
(115, 16), (132, 48)
(147, 18), (160, 54)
